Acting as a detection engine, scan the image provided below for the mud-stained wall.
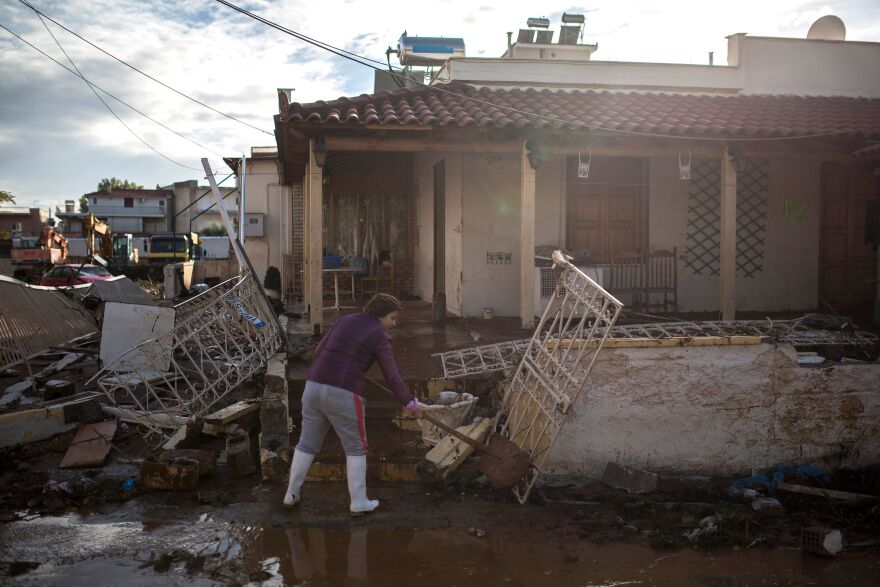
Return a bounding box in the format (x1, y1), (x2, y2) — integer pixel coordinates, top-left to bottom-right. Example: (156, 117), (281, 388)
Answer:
(546, 343), (880, 477)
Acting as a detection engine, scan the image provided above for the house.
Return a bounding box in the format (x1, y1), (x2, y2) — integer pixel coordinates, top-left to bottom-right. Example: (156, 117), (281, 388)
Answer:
(221, 147), (295, 292)
(59, 188), (173, 234)
(272, 15), (880, 333)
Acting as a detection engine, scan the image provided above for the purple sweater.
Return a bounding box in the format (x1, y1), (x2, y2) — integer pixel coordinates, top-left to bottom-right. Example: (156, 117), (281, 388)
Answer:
(307, 313), (413, 405)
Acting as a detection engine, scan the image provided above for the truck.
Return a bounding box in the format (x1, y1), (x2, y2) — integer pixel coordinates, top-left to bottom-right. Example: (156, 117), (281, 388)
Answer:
(10, 220), (68, 281)
(147, 233), (202, 264)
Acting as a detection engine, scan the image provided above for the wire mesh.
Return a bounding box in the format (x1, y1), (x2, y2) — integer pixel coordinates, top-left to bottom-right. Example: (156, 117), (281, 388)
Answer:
(96, 271), (282, 446)
(496, 251), (624, 504)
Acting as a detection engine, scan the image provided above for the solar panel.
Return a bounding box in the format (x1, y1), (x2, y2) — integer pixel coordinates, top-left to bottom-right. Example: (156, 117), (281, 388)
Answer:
(535, 30), (554, 44)
(517, 29), (535, 44)
(559, 25), (580, 45)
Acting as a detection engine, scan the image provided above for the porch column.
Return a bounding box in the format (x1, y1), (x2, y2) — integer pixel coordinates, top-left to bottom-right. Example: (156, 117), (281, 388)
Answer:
(720, 146), (737, 320)
(307, 138), (324, 334)
(520, 141), (536, 329)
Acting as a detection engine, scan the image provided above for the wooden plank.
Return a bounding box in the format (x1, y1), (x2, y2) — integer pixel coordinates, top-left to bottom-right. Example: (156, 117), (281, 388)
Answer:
(203, 400), (260, 426)
(423, 418), (493, 479)
(60, 420), (117, 469)
(520, 141), (536, 329)
(776, 482), (878, 502)
(720, 146), (737, 320)
(545, 335), (764, 350)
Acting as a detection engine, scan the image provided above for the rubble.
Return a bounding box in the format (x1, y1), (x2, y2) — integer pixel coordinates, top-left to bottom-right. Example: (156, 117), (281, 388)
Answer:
(140, 458), (200, 491)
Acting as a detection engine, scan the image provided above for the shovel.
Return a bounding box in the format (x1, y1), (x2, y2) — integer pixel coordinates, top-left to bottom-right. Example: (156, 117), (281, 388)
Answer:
(366, 378), (531, 488)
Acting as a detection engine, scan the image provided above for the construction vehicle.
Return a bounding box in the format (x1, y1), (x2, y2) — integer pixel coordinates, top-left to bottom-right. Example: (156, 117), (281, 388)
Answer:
(10, 218), (69, 281)
(83, 212), (138, 268)
(147, 232), (202, 263)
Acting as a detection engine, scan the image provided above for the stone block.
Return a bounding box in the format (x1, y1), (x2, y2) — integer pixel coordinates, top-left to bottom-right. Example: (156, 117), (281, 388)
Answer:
(43, 380), (75, 401)
(601, 462), (659, 494)
(140, 458), (200, 491)
(225, 432), (256, 477)
(259, 432), (290, 482)
(160, 449), (218, 477)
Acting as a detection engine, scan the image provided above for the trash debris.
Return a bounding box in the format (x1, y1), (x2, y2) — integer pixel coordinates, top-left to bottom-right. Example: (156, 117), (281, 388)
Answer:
(418, 418), (493, 482)
(602, 462), (659, 494)
(801, 526), (844, 556)
(60, 420), (117, 469)
(43, 380), (75, 401)
(159, 449), (218, 477)
(0, 379), (33, 408)
(468, 527), (486, 538)
(731, 464), (830, 494)
(750, 497), (785, 518)
(225, 431), (257, 477)
(416, 391), (477, 446)
(685, 515), (718, 543)
(140, 458), (200, 491)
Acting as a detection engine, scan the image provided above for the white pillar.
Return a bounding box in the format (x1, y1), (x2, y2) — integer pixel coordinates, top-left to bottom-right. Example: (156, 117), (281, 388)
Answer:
(720, 146), (737, 321)
(307, 139), (323, 333)
(520, 142), (536, 329)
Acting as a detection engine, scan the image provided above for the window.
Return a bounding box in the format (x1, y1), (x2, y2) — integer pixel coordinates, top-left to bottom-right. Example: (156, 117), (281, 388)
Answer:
(92, 197), (98, 205)
(11, 222), (22, 232)
(159, 199), (164, 206)
(124, 197), (134, 208)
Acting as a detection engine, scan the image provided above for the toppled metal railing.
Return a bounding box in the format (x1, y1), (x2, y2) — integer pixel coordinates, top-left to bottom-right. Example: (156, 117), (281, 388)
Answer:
(96, 271), (281, 445)
(496, 251), (624, 504)
(94, 158), (285, 446)
(0, 276), (98, 372)
(434, 316), (880, 378)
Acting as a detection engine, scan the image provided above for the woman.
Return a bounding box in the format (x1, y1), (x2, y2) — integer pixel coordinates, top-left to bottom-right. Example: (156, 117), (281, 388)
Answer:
(284, 293), (422, 515)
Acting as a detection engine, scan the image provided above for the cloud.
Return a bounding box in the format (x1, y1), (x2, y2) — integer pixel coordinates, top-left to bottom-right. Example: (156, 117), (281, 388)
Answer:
(0, 0), (878, 208)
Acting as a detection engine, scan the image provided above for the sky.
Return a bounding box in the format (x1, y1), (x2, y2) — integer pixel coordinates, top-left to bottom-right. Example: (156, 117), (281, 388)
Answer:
(1, 0), (879, 214)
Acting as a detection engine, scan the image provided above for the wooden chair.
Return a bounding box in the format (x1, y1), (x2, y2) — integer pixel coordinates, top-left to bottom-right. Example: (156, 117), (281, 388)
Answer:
(644, 247), (678, 314)
(361, 250), (395, 296)
(610, 250), (644, 310)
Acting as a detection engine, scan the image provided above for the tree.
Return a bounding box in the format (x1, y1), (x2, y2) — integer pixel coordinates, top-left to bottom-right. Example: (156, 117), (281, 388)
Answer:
(97, 177), (143, 192)
(78, 194), (89, 212)
(0, 190), (15, 204)
(200, 222), (227, 236)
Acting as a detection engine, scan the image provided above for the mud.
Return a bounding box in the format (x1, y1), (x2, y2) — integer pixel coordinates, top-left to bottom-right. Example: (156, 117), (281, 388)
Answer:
(1, 492), (878, 586)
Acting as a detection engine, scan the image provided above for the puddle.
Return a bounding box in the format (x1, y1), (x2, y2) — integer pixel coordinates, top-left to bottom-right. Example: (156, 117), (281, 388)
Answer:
(1, 514), (878, 585)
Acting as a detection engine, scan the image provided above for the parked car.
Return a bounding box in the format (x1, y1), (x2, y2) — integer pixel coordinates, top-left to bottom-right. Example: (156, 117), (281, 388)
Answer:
(40, 264), (113, 287)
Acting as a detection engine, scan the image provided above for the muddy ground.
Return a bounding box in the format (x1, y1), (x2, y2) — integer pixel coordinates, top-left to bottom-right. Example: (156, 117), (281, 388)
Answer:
(1, 430), (879, 585)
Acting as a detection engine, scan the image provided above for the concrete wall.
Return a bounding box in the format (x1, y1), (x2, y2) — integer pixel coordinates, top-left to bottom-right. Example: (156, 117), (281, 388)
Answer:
(439, 35), (880, 97)
(240, 158), (288, 286)
(546, 343), (880, 477)
(649, 157), (821, 312)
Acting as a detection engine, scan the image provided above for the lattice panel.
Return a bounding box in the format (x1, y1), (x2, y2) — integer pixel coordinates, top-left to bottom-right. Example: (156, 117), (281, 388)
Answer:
(684, 159), (721, 276)
(735, 159), (769, 277)
(685, 158), (769, 277)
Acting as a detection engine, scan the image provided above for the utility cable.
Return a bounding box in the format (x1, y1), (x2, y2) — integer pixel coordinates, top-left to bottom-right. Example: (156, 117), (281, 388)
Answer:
(16, 0), (274, 136)
(29, 13), (199, 170)
(1, 22), (220, 168)
(174, 172), (235, 219)
(213, 0), (878, 142)
(212, 0), (400, 70)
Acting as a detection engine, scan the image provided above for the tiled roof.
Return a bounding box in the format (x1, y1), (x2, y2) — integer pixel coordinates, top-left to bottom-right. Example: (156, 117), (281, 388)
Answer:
(83, 188), (171, 198)
(284, 82), (880, 139)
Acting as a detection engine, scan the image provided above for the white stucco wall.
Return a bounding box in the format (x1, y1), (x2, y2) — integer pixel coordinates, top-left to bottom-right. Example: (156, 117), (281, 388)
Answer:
(240, 158), (287, 286)
(547, 343), (880, 477)
(649, 157), (821, 312)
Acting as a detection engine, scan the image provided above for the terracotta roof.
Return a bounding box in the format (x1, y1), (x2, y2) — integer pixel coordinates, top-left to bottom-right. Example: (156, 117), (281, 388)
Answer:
(83, 188), (171, 198)
(283, 82), (880, 139)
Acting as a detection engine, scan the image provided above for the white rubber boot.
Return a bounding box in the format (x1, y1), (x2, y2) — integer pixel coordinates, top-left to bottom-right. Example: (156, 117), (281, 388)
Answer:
(283, 449), (314, 507)
(346, 455), (379, 515)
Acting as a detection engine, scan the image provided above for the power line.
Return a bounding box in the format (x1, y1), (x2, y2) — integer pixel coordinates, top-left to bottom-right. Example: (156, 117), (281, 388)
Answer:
(212, 0), (399, 71)
(213, 0), (874, 143)
(16, 0), (274, 136)
(1, 22), (227, 168)
(30, 12), (199, 171)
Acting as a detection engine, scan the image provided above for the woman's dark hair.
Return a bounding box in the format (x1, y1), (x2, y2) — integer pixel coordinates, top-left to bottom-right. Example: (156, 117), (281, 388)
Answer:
(365, 293), (403, 318)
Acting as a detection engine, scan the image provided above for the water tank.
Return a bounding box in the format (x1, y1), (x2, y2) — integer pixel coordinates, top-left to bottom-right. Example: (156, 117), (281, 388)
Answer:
(398, 34), (465, 66)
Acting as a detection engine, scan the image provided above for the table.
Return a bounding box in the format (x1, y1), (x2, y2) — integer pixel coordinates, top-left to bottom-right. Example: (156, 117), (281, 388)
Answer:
(323, 266), (358, 311)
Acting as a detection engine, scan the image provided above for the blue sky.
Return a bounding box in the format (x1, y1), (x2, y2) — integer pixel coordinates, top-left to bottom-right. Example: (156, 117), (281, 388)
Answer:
(1, 0), (878, 214)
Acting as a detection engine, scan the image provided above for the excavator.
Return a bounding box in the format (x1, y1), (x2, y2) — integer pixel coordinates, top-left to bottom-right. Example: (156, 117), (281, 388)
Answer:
(83, 212), (137, 268)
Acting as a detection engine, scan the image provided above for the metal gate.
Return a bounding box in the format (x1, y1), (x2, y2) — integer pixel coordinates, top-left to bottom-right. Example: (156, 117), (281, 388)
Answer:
(497, 251), (624, 504)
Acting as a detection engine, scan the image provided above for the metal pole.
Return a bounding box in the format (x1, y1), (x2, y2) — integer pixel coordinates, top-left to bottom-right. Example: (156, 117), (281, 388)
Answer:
(239, 155), (247, 246)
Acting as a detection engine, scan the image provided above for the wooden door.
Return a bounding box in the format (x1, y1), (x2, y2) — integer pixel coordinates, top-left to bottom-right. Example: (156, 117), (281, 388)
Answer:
(820, 163), (878, 311)
(566, 156), (646, 262)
